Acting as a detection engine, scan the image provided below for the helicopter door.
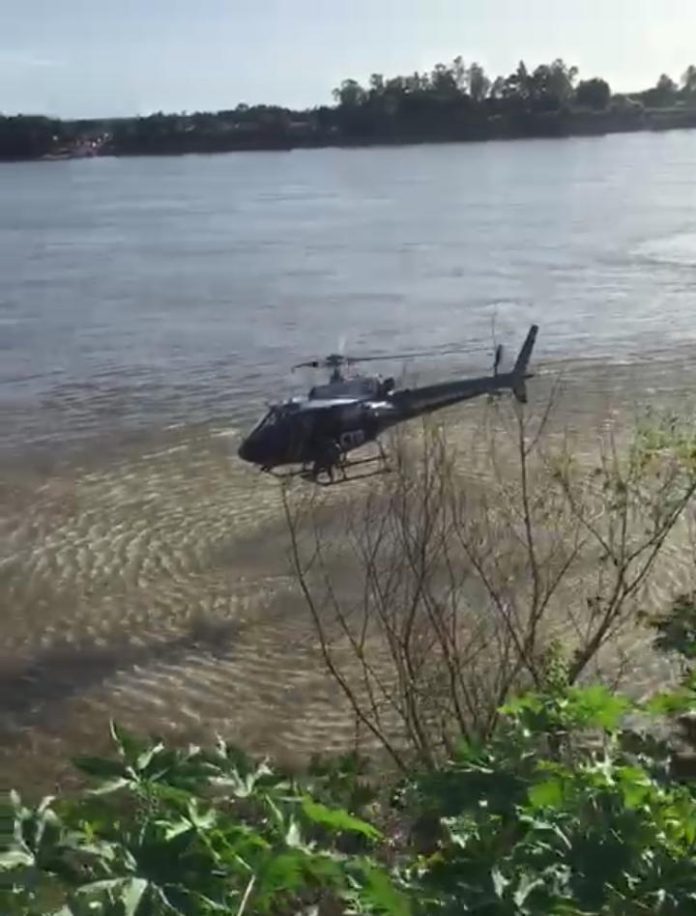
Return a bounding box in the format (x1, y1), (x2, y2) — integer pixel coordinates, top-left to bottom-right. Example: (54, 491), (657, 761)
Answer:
(338, 402), (368, 451)
(282, 410), (315, 460)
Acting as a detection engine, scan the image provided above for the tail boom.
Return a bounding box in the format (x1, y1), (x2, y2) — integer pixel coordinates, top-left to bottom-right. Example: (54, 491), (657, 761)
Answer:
(386, 324), (539, 418)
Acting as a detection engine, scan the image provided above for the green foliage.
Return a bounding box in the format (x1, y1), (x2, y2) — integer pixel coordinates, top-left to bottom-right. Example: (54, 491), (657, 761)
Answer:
(1, 724), (402, 916)
(5, 683), (696, 915)
(406, 685), (696, 914)
(307, 751), (378, 816)
(650, 594), (696, 661)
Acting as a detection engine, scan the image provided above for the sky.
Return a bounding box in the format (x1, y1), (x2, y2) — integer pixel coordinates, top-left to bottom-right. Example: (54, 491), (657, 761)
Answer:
(2, 0), (696, 119)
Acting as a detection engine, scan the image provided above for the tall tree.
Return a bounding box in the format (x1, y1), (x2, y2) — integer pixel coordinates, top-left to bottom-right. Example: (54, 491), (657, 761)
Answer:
(575, 78), (611, 110)
(682, 65), (696, 94)
(499, 61), (531, 103)
(516, 61), (531, 100)
(529, 59), (578, 109)
(655, 73), (678, 102)
(430, 63), (458, 96)
(369, 73), (385, 95)
(489, 76), (506, 100)
(333, 79), (367, 108)
(549, 58), (579, 103)
(451, 56), (467, 92)
(467, 63), (491, 103)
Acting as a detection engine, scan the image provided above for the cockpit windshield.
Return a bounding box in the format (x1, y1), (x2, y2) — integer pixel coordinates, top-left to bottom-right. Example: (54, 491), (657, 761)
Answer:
(252, 408), (280, 432)
(250, 400), (301, 435)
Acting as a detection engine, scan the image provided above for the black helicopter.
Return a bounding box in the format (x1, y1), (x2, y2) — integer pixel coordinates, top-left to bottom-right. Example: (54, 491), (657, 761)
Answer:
(238, 324), (538, 483)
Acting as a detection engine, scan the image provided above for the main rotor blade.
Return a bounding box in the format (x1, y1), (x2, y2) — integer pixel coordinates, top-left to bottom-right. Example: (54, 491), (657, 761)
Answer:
(292, 343), (492, 371)
(343, 344), (491, 364)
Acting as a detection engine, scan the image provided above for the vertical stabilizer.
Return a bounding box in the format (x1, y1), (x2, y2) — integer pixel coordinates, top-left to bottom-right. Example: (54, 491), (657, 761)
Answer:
(511, 324), (539, 403)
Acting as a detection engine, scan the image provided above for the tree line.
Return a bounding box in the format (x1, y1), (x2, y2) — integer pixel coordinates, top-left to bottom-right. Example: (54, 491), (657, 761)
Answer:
(329, 57), (696, 142)
(2, 58), (696, 160)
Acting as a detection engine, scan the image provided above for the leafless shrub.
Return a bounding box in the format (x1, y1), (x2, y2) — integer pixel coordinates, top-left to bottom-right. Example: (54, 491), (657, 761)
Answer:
(283, 394), (696, 770)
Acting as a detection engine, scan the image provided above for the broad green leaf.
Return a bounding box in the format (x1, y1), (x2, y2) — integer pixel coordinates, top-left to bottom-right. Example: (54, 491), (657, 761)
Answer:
(358, 863), (411, 916)
(76, 878), (136, 895)
(136, 742), (164, 774)
(682, 811), (696, 846)
(109, 721), (149, 763)
(645, 688), (696, 716)
(500, 694), (544, 718)
(285, 819), (303, 848)
(616, 766), (652, 809)
(38, 795), (56, 814)
(163, 819), (195, 842)
(513, 872), (545, 907)
(567, 685), (632, 730)
(528, 778), (564, 810)
(0, 848), (34, 870)
(301, 798), (381, 841)
(255, 851), (306, 904)
(187, 799), (216, 832)
(87, 777), (130, 797)
(491, 866), (510, 899)
(118, 877), (148, 916)
(73, 756), (128, 780)
(76, 878), (148, 916)
(72, 840), (118, 862)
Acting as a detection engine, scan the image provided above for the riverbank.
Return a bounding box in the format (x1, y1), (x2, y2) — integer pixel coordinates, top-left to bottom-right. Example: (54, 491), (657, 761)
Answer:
(103, 107), (696, 157)
(3, 103), (696, 163)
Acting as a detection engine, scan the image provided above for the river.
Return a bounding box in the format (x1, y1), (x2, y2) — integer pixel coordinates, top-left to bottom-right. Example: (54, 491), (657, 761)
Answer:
(3, 131), (696, 459)
(2, 132), (696, 786)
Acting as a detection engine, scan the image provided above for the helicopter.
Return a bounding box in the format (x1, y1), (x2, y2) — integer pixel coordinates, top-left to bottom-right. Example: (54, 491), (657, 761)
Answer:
(237, 324), (538, 484)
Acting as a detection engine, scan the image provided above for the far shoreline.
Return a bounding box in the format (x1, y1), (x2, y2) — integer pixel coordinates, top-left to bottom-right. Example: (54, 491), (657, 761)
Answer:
(1, 115), (694, 166)
(4, 55), (696, 162)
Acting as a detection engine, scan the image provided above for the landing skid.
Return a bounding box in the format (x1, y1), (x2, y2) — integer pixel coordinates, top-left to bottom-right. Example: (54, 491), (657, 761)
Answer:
(264, 466), (308, 481)
(262, 450), (391, 486)
(305, 454), (392, 487)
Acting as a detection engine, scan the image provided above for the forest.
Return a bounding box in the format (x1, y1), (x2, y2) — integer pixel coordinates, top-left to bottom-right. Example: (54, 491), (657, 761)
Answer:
(2, 58), (696, 160)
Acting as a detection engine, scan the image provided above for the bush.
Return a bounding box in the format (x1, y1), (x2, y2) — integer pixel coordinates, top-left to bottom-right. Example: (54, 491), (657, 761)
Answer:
(4, 677), (696, 915)
(407, 684), (696, 914)
(284, 406), (696, 770)
(0, 721), (407, 916)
